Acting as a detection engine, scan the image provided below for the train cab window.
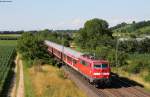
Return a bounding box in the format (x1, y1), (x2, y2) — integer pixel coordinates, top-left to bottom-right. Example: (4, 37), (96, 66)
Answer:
(94, 64), (108, 69)
(101, 64), (108, 68)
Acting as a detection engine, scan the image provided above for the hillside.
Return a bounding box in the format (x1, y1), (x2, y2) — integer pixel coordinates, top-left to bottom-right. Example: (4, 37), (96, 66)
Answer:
(110, 20), (150, 90)
(112, 20), (150, 36)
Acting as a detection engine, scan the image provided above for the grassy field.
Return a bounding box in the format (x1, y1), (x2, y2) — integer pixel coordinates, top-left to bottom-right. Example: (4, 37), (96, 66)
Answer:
(23, 61), (36, 97)
(111, 53), (150, 91)
(0, 34), (21, 40)
(0, 40), (17, 46)
(23, 62), (87, 97)
(112, 67), (150, 91)
(0, 34), (21, 36)
(0, 34), (21, 37)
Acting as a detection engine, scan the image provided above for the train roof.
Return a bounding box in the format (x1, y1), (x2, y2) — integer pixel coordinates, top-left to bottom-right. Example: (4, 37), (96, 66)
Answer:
(45, 40), (84, 58)
(80, 55), (108, 63)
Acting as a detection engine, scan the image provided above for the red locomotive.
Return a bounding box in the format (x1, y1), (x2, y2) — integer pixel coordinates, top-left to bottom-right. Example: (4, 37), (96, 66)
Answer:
(45, 40), (111, 86)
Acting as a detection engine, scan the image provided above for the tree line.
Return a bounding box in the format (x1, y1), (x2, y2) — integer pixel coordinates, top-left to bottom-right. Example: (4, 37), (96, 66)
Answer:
(17, 30), (72, 67)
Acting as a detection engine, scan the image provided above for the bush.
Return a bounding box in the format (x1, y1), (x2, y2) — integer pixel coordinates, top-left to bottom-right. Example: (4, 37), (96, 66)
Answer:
(128, 63), (142, 74)
(117, 52), (128, 67)
(86, 46), (128, 67)
(145, 72), (150, 82)
(127, 54), (150, 74)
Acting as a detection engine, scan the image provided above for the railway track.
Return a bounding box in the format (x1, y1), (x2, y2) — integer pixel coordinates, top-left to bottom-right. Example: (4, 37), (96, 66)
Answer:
(63, 65), (108, 97)
(62, 65), (150, 97)
(112, 77), (150, 97)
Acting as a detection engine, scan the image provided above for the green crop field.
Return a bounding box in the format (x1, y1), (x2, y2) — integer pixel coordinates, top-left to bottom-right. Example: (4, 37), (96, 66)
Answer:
(0, 34), (21, 40)
(0, 40), (16, 94)
(0, 45), (15, 91)
(0, 40), (17, 46)
(0, 34), (21, 37)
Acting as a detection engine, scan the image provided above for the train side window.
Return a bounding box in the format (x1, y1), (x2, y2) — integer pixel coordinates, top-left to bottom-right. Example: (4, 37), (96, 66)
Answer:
(73, 60), (77, 64)
(67, 56), (72, 62)
(80, 60), (88, 66)
(63, 54), (66, 59)
(80, 60), (83, 64)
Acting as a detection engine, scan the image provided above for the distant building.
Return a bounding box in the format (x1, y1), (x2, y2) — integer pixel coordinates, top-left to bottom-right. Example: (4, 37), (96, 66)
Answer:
(119, 38), (130, 41)
(118, 35), (150, 42)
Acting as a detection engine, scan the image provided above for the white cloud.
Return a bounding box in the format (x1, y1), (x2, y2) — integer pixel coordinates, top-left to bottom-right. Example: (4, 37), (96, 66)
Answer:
(54, 18), (85, 30)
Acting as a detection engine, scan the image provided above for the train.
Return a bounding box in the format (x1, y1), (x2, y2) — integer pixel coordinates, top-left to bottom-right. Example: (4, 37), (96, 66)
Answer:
(45, 40), (111, 86)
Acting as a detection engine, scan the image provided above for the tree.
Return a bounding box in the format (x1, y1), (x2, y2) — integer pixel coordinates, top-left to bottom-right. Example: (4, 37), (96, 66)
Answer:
(84, 18), (112, 38)
(74, 18), (113, 49)
(17, 32), (52, 66)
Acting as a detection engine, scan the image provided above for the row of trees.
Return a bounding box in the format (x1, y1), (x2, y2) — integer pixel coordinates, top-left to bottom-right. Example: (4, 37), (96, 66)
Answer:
(17, 30), (72, 67)
(118, 38), (150, 53)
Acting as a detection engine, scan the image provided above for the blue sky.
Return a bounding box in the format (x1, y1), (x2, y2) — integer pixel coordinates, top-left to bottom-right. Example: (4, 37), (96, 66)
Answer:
(0, 0), (150, 31)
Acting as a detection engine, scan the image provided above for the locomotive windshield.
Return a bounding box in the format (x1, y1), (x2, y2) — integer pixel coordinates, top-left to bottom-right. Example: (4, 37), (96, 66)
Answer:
(94, 64), (108, 69)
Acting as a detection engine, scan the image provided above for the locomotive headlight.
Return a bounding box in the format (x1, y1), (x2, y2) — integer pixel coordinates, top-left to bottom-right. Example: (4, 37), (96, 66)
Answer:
(93, 73), (101, 75)
(102, 73), (110, 75)
(93, 72), (110, 75)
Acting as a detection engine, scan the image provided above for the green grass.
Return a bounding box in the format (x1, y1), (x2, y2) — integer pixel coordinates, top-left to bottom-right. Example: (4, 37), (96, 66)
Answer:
(113, 24), (132, 34)
(23, 60), (87, 97)
(0, 40), (17, 46)
(138, 26), (150, 34)
(23, 60), (36, 97)
(113, 24), (150, 36)
(0, 34), (21, 40)
(112, 53), (150, 91)
(112, 67), (150, 91)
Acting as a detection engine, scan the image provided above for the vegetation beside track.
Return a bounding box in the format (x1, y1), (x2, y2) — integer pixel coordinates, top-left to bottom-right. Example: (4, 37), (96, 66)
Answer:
(16, 31), (87, 97)
(23, 60), (87, 97)
(112, 67), (150, 91)
(73, 18), (150, 91)
(23, 60), (35, 97)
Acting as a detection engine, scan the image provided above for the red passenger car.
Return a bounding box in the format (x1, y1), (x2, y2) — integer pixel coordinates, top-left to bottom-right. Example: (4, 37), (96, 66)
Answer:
(45, 40), (111, 86)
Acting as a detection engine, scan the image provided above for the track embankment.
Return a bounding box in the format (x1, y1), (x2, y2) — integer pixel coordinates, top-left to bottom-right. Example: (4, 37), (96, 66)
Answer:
(62, 66), (100, 97)
(62, 65), (150, 97)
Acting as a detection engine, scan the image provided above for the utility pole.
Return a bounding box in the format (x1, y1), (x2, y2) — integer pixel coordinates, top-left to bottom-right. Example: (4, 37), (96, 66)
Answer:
(61, 33), (64, 58)
(115, 33), (120, 68)
(115, 37), (119, 67)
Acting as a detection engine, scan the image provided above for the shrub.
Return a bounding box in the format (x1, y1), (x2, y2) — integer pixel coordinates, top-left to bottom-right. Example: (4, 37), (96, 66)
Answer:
(145, 73), (150, 82)
(128, 60), (145, 74)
